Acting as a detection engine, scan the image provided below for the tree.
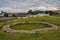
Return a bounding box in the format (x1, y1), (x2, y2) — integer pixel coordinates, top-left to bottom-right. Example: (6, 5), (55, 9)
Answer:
(45, 11), (49, 14)
(1, 11), (8, 17)
(27, 9), (33, 17)
(27, 9), (33, 14)
(12, 14), (17, 17)
(48, 11), (54, 15)
(45, 11), (54, 15)
(4, 12), (8, 17)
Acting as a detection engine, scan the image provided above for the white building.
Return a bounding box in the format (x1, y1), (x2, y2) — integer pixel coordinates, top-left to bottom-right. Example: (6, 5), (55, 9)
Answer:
(37, 13), (49, 17)
(0, 13), (4, 17)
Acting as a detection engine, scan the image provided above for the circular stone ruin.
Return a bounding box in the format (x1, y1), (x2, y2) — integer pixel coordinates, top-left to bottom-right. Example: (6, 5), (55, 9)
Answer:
(2, 22), (57, 33)
(10, 22), (53, 30)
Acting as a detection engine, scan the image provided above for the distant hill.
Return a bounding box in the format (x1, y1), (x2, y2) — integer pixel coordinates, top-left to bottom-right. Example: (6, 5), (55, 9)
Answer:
(33, 10), (44, 14)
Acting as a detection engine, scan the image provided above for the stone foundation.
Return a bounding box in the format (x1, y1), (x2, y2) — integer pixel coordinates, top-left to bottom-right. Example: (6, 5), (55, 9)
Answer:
(1, 22), (60, 33)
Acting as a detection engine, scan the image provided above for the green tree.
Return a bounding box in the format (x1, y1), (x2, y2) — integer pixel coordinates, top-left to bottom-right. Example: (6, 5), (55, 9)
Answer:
(49, 11), (54, 15)
(27, 9), (33, 17)
(27, 9), (33, 14)
(45, 11), (49, 14)
(4, 12), (8, 17)
(45, 11), (54, 15)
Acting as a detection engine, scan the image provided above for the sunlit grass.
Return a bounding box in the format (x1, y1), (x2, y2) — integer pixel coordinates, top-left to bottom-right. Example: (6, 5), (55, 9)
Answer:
(0, 28), (60, 40)
(12, 24), (48, 30)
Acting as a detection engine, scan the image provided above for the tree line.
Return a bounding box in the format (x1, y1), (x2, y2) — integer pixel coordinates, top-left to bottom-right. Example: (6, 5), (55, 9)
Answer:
(0, 9), (60, 17)
(45, 10), (59, 15)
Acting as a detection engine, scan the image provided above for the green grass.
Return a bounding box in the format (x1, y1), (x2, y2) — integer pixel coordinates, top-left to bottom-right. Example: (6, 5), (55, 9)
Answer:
(5, 16), (60, 26)
(0, 16), (60, 29)
(0, 16), (60, 40)
(0, 23), (5, 29)
(0, 16), (60, 30)
(12, 24), (48, 30)
(0, 28), (60, 40)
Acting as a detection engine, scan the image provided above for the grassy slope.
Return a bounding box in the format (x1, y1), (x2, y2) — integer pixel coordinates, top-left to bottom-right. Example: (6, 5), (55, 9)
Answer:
(0, 16), (60, 40)
(0, 16), (60, 30)
(0, 28), (60, 40)
(5, 16), (60, 26)
(0, 16), (60, 29)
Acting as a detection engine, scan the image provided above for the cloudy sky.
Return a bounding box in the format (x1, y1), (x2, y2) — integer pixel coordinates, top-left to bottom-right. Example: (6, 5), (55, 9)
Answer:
(0, 0), (60, 13)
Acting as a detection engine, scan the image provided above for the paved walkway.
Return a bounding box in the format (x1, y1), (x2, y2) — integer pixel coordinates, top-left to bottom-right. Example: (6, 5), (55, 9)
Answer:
(1, 22), (60, 33)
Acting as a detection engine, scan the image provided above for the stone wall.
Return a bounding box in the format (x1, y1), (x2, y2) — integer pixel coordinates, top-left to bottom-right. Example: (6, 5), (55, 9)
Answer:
(1, 22), (59, 33)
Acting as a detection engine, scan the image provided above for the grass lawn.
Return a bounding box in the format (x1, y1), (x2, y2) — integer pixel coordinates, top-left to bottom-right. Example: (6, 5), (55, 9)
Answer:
(5, 16), (60, 26)
(0, 16), (60, 30)
(12, 24), (48, 30)
(0, 16), (60, 40)
(0, 28), (60, 40)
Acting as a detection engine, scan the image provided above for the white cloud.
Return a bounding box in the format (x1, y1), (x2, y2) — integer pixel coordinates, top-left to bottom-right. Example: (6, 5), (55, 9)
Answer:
(29, 6), (59, 10)
(0, 7), (27, 13)
(0, 0), (60, 12)
(0, 6), (59, 13)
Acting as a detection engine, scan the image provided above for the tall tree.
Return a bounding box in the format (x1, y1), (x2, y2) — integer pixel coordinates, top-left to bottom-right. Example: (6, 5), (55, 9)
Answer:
(27, 9), (33, 14)
(4, 12), (8, 17)
(45, 11), (54, 15)
(27, 9), (33, 17)
(45, 11), (49, 14)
